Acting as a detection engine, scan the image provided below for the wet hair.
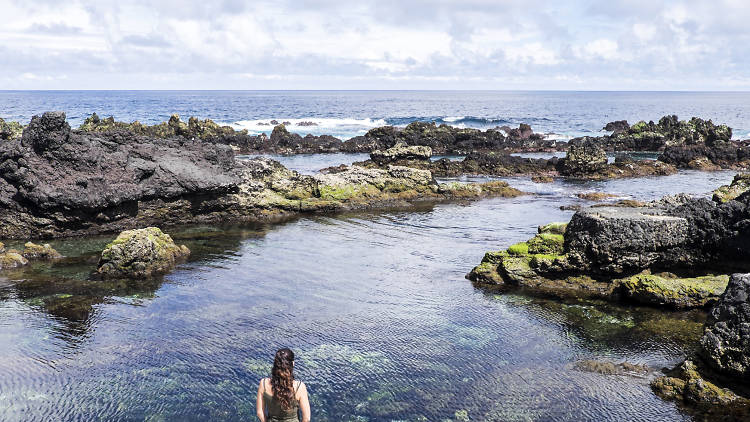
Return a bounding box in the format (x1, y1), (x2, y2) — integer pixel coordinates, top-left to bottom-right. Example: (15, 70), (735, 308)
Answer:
(271, 348), (296, 410)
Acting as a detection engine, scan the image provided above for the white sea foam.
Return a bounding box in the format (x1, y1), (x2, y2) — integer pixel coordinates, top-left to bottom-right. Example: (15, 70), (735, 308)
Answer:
(231, 117), (388, 135)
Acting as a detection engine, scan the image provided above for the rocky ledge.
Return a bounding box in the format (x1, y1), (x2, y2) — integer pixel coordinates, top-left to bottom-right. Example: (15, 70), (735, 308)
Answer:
(467, 179), (750, 309)
(0, 112), (524, 240)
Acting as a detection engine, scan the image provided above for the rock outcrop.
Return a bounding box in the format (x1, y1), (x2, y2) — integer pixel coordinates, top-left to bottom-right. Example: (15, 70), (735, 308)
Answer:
(95, 227), (190, 279)
(343, 121), (559, 155)
(603, 120), (629, 134)
(468, 182), (750, 309)
(0, 112), (526, 239)
(370, 143), (432, 165)
(700, 273), (750, 379)
(713, 173), (750, 203)
(558, 138), (608, 176)
(0, 241), (62, 270)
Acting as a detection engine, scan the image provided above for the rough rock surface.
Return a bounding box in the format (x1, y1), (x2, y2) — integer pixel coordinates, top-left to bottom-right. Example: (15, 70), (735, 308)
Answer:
(558, 138), (608, 176)
(96, 227), (190, 279)
(603, 120), (630, 134)
(700, 273), (750, 380)
(0, 112), (240, 238)
(370, 143), (432, 165)
(344, 121), (558, 155)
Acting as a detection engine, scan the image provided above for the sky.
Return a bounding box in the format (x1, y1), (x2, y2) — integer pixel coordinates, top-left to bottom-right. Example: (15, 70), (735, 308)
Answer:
(1, 0), (750, 90)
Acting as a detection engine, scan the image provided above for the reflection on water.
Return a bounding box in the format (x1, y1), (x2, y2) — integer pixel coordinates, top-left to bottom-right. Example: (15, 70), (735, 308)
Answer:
(0, 170), (736, 421)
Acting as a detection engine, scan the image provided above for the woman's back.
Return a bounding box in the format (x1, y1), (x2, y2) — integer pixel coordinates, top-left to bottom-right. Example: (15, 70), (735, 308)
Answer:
(262, 378), (301, 422)
(256, 348), (310, 422)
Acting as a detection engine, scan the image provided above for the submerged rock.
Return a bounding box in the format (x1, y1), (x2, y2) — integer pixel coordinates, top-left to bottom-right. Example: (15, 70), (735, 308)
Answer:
(0, 250), (28, 270)
(22, 242), (63, 260)
(700, 273), (750, 380)
(96, 227), (190, 279)
(651, 360), (748, 407)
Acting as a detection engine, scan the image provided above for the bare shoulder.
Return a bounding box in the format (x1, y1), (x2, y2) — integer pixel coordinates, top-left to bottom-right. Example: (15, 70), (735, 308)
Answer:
(296, 380), (308, 392)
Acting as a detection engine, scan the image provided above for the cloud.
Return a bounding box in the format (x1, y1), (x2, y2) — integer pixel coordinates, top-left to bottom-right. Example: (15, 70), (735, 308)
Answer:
(0, 0), (749, 89)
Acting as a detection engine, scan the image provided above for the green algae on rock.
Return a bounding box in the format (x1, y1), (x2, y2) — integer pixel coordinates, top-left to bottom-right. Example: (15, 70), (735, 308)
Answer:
(712, 173), (750, 203)
(620, 272), (729, 309)
(96, 227), (191, 279)
(0, 117), (24, 140)
(651, 360), (747, 405)
(22, 242), (63, 260)
(467, 210), (733, 309)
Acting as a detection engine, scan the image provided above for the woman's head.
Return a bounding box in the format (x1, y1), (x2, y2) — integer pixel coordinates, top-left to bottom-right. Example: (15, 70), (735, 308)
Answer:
(271, 348), (296, 410)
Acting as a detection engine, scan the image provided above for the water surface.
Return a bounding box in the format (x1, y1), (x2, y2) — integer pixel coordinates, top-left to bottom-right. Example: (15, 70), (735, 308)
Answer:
(0, 169), (734, 421)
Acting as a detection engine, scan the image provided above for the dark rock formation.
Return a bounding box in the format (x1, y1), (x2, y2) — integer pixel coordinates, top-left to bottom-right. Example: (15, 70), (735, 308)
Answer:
(604, 115), (732, 151)
(603, 120), (629, 134)
(558, 137), (608, 176)
(343, 121), (559, 155)
(700, 273), (750, 380)
(95, 227), (190, 279)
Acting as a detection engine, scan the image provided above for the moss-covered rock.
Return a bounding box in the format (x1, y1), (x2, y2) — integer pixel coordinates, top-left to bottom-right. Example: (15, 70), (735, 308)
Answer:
(96, 227), (190, 279)
(619, 272), (729, 309)
(0, 251), (28, 270)
(713, 173), (750, 203)
(22, 242), (63, 260)
(527, 233), (564, 255)
(0, 117), (24, 140)
(651, 360), (748, 406)
(538, 222), (567, 235)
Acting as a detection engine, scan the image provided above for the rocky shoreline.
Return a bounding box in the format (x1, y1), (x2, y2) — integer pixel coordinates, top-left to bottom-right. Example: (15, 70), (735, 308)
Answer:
(0, 112), (524, 240)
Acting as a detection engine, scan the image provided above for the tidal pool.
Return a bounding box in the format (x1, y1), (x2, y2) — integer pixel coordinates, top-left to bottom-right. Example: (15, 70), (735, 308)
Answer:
(0, 170), (735, 421)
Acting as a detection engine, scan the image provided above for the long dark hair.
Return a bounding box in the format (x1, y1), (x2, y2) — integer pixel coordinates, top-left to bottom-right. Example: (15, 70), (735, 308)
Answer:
(271, 348), (296, 410)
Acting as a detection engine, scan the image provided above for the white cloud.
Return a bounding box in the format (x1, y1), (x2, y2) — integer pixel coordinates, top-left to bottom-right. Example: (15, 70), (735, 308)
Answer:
(1, 0), (749, 89)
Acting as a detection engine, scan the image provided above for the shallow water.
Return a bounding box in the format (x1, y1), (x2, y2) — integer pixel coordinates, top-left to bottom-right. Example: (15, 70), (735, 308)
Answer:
(0, 167), (735, 421)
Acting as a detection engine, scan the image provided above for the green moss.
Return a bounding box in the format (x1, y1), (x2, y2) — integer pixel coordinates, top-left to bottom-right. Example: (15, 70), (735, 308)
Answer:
(507, 242), (529, 256)
(619, 272), (729, 308)
(467, 261), (504, 284)
(630, 121), (649, 132)
(527, 233), (564, 255)
(318, 184), (381, 200)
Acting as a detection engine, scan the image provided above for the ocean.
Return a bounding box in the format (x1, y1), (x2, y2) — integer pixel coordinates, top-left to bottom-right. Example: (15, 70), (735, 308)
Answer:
(2, 90), (750, 140)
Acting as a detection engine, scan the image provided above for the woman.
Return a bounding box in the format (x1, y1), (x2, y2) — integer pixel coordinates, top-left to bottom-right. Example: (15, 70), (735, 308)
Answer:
(256, 348), (311, 422)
